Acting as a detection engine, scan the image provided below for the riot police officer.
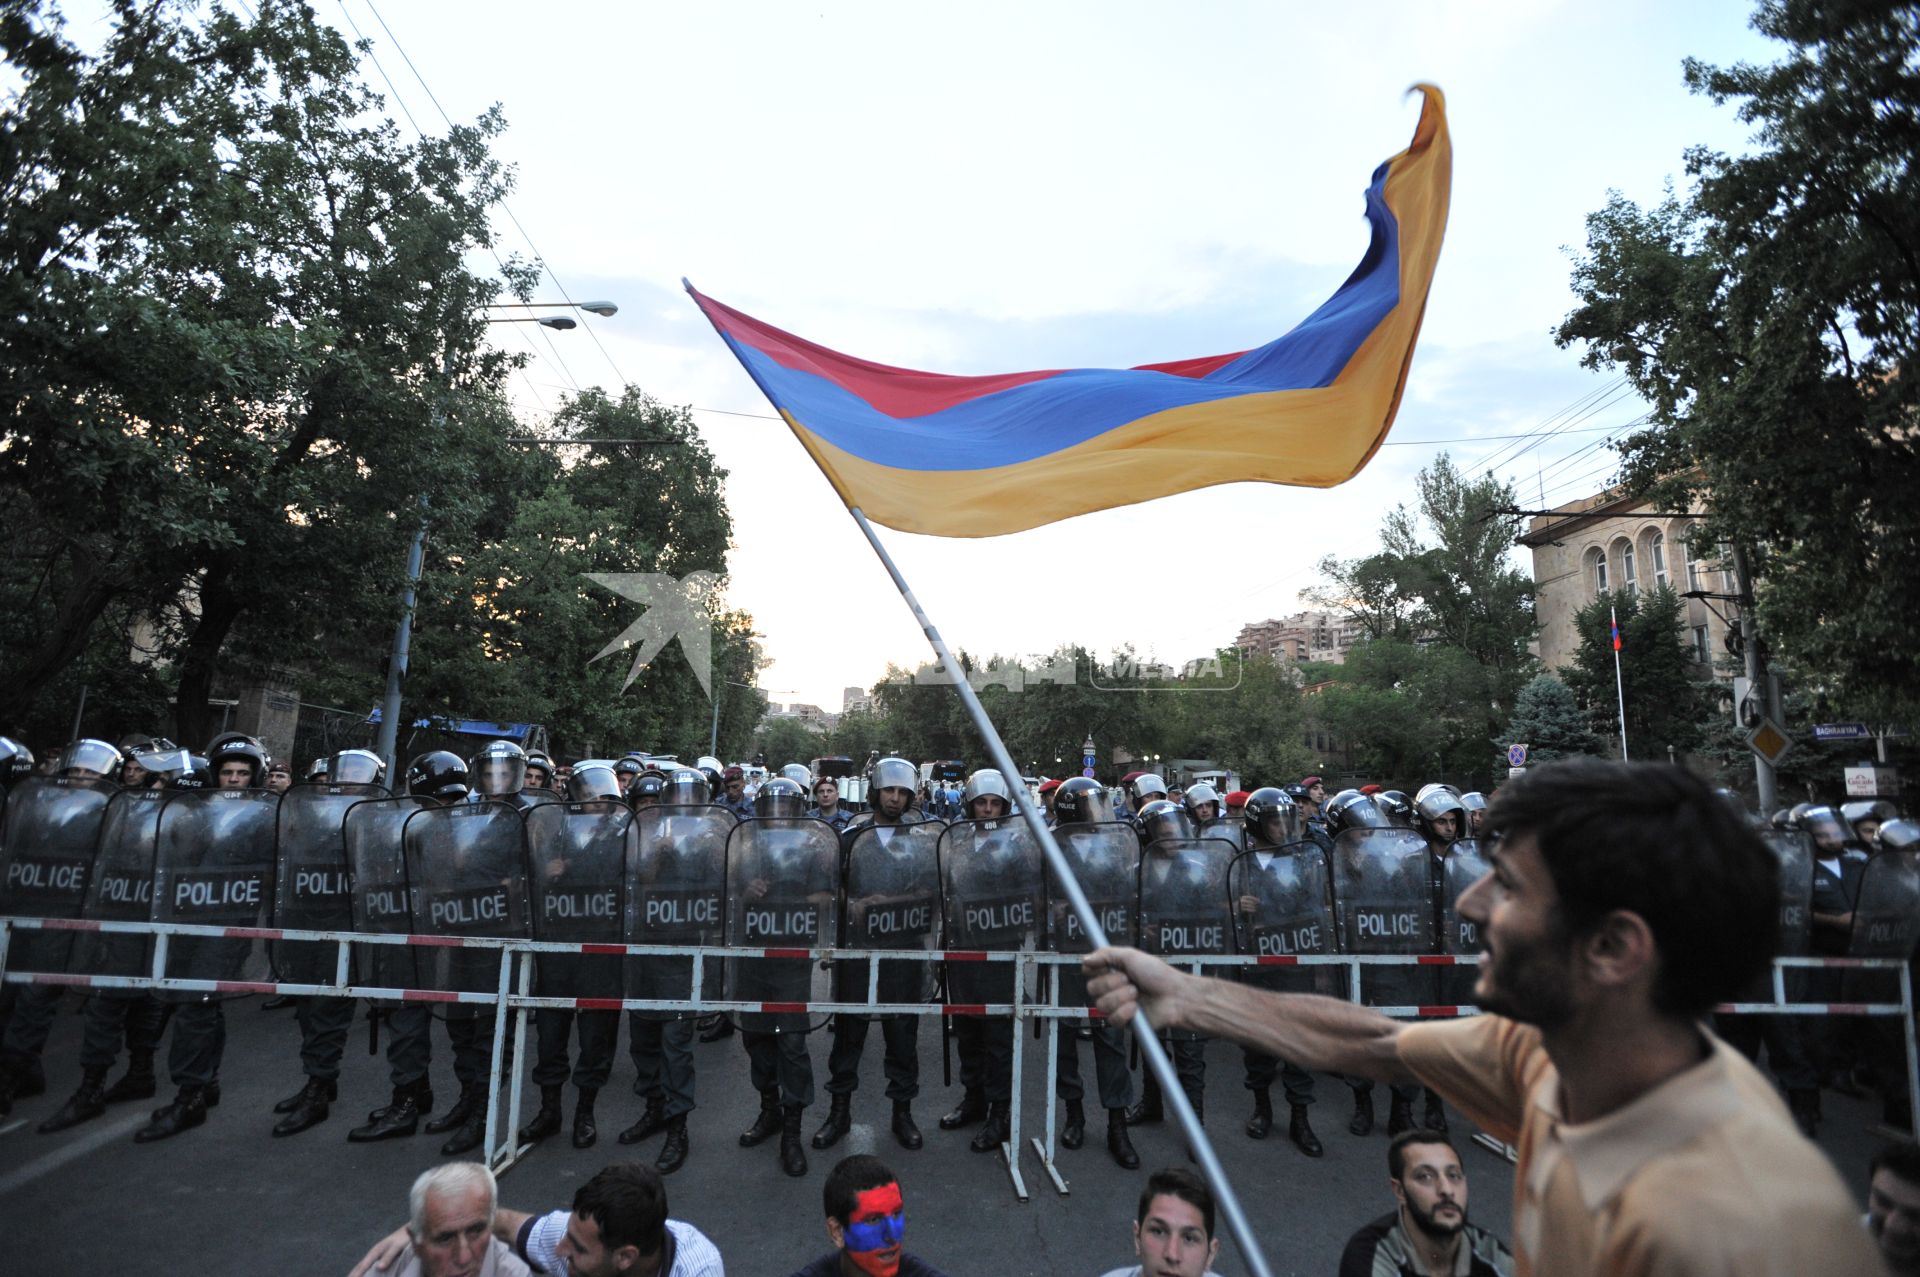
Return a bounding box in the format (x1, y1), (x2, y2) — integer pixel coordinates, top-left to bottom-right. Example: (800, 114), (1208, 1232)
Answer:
(805, 776), (853, 832)
(469, 740), (537, 811)
(816, 757), (936, 1152)
(716, 766), (755, 821)
(524, 751), (555, 792)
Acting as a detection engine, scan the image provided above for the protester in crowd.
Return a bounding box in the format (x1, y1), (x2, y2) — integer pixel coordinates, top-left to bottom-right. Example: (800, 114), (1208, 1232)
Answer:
(1095, 1167), (1222, 1277)
(1338, 1130), (1512, 1276)
(784, 1154), (949, 1277)
(1086, 759), (1887, 1275)
(351, 1161), (722, 1277)
(352, 1162), (529, 1277)
(1869, 1141), (1920, 1277)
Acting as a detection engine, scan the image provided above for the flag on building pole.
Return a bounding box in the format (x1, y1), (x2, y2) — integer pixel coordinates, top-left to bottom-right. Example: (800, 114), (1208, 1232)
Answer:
(1611, 603), (1630, 760)
(688, 85), (1451, 538)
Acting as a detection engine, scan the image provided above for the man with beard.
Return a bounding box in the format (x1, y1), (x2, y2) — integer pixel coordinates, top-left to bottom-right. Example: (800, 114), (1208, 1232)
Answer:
(1085, 759), (1883, 1276)
(1339, 1131), (1512, 1276)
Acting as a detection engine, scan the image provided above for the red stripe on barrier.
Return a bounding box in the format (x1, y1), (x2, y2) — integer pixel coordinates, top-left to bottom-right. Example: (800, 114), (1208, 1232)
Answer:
(222, 927), (283, 941)
(941, 950), (989, 962)
(40, 918), (101, 932)
(762, 949), (811, 960)
(760, 1002), (809, 1013)
(216, 980), (278, 994)
(574, 998), (624, 1011)
(27, 973), (93, 986)
(402, 990), (462, 1003)
(1416, 955), (1462, 966)
(944, 1004), (988, 1017)
(1256, 955), (1301, 966)
(580, 944), (627, 956)
(407, 936), (464, 948)
(1418, 1006), (1465, 1017)
(1825, 1003), (1871, 1015)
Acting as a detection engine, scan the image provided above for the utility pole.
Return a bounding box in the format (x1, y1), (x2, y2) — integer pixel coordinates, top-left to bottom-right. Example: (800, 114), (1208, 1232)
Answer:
(1731, 542), (1776, 812)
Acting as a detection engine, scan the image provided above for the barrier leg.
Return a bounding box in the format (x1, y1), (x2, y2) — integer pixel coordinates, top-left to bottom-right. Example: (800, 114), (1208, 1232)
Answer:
(499, 952), (535, 1172)
(1903, 966), (1919, 1137)
(0, 920), (11, 982)
(1032, 969), (1069, 1196)
(1003, 955), (1028, 1201)
(483, 949), (514, 1173)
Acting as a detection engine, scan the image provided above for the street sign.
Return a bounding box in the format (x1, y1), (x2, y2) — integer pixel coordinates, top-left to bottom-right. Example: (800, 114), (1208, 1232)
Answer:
(1813, 723), (1871, 741)
(1081, 766), (1095, 779)
(1506, 744), (1528, 768)
(1746, 718), (1793, 767)
(1507, 766), (1526, 780)
(1846, 766), (1901, 798)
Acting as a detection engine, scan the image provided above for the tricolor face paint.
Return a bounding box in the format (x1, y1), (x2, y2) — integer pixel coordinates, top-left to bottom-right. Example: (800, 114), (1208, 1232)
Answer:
(842, 1182), (905, 1277)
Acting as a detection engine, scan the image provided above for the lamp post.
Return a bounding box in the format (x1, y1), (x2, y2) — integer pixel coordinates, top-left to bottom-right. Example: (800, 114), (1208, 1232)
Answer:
(374, 307), (604, 781)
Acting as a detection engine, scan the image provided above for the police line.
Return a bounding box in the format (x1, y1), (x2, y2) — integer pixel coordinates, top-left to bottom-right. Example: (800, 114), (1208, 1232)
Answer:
(3, 914), (1914, 1200)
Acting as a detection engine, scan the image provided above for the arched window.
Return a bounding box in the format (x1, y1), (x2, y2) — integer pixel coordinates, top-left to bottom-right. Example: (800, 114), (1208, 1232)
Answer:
(1648, 530), (1668, 589)
(1615, 537), (1637, 596)
(1587, 546), (1609, 597)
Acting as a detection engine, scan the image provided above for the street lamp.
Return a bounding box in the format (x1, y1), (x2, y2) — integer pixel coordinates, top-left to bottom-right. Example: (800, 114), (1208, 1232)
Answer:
(484, 299), (618, 317)
(488, 314), (576, 330)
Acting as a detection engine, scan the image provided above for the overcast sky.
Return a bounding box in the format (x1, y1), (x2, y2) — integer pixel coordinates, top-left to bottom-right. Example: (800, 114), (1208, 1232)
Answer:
(208, 3), (1783, 707)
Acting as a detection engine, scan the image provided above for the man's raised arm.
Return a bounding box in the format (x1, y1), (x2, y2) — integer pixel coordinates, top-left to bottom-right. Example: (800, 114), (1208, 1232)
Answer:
(1083, 946), (1413, 1083)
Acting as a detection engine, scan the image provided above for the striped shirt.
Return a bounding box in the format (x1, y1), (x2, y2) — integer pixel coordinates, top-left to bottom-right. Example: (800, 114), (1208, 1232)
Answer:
(516, 1211), (723, 1277)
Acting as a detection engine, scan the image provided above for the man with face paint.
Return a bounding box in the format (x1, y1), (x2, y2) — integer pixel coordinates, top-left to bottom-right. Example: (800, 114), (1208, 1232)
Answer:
(783, 1155), (950, 1277)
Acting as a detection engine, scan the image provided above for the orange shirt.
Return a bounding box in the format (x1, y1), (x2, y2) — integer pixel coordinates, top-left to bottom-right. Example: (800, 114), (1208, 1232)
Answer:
(1398, 1015), (1885, 1277)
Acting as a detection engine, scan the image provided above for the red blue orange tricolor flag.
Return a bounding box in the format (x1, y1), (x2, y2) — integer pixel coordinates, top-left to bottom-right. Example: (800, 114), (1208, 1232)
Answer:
(1611, 606), (1623, 652)
(689, 85), (1451, 538)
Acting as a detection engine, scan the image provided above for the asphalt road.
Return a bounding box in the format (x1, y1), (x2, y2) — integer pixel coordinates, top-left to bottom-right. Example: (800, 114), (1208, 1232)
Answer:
(0, 995), (1893, 1276)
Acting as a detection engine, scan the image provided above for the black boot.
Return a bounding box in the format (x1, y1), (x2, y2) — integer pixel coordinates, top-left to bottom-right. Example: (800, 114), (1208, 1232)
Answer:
(134, 1085), (207, 1143)
(657, 1114), (689, 1174)
(441, 1095), (490, 1156)
(891, 1100), (922, 1150)
(572, 1088), (599, 1149)
(811, 1094), (851, 1149)
(1245, 1087), (1273, 1139)
(938, 1089), (987, 1131)
(1125, 1073), (1164, 1127)
(739, 1090), (781, 1147)
(349, 1082), (426, 1142)
(1387, 1092), (1415, 1137)
(970, 1102), (1009, 1154)
(698, 1013), (734, 1042)
(261, 994), (298, 1010)
(364, 1079), (431, 1124)
(425, 1085), (482, 1136)
(620, 1096), (667, 1145)
(1060, 1098), (1086, 1150)
(1349, 1089), (1375, 1136)
(519, 1085), (564, 1143)
(1423, 1089), (1448, 1132)
(780, 1104), (808, 1177)
(0, 1063), (19, 1120)
(1106, 1108), (1140, 1170)
(103, 1056), (158, 1104)
(1288, 1104), (1324, 1157)
(271, 1077), (336, 1137)
(39, 1073), (109, 1134)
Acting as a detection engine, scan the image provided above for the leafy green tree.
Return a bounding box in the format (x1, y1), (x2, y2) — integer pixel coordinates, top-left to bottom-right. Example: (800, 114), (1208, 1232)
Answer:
(1558, 0), (1920, 723)
(755, 716), (826, 772)
(1566, 587), (1714, 761)
(1500, 674), (1604, 765)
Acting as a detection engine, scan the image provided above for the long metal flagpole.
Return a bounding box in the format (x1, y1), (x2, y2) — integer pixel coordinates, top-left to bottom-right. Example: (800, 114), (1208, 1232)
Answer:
(1611, 604), (1629, 761)
(846, 505), (1275, 1277)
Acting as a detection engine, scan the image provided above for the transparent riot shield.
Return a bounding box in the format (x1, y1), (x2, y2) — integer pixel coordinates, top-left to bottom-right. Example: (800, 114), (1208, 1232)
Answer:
(401, 801), (529, 1000)
(626, 806), (732, 1019)
(1139, 835), (1234, 1039)
(345, 795), (433, 993)
(1044, 823), (1140, 1012)
(518, 788), (564, 809)
(723, 818), (840, 1032)
(1436, 839), (1490, 1004)
(1765, 830), (1814, 959)
(1198, 818), (1247, 853)
(152, 788), (280, 997)
(940, 819), (1045, 1009)
(1846, 849), (1920, 1003)
(0, 775), (116, 974)
(271, 782), (384, 985)
(1229, 842), (1338, 995)
(71, 788), (165, 980)
(839, 822), (944, 1009)
(1330, 826), (1434, 1009)
(525, 800), (630, 1002)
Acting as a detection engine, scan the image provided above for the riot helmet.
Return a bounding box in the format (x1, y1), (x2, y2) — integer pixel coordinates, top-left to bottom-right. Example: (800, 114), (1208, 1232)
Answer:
(1787, 802), (1815, 830)
(1842, 799), (1898, 848)
(1053, 776), (1114, 826)
(1324, 789), (1389, 833)
(1413, 783), (1466, 843)
(136, 746), (193, 787)
(1376, 790), (1414, 826)
(406, 750), (470, 802)
(1802, 805), (1849, 854)
(1136, 798), (1196, 844)
(207, 735), (268, 789)
(305, 756), (332, 783)
(567, 760), (623, 802)
(963, 768), (1013, 820)
(1880, 819), (1919, 855)
(782, 763), (813, 790)
(753, 777), (807, 819)
(662, 768), (710, 806)
(169, 754), (212, 790)
(330, 748), (386, 787)
(628, 773), (667, 808)
(1768, 807), (1793, 830)
(468, 739), (528, 797)
(694, 755), (726, 795)
(1243, 786), (1300, 847)
(0, 736), (35, 782)
(1181, 781), (1222, 824)
(1458, 790), (1488, 834)
(524, 751), (554, 788)
(1281, 782), (1311, 805)
(59, 738), (123, 780)
(1126, 773), (1169, 809)
(869, 756), (917, 794)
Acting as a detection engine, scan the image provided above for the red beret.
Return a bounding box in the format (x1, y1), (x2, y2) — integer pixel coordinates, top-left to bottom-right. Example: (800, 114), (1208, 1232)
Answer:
(1225, 791), (1252, 805)
(1359, 784), (1383, 795)
(1037, 779), (1062, 794)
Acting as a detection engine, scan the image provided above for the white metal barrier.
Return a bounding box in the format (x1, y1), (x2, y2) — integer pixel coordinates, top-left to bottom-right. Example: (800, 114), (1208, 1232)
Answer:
(2, 916), (1912, 1201)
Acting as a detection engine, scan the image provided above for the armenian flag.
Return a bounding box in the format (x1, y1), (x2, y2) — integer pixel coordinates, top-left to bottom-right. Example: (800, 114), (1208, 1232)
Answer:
(690, 85), (1451, 538)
